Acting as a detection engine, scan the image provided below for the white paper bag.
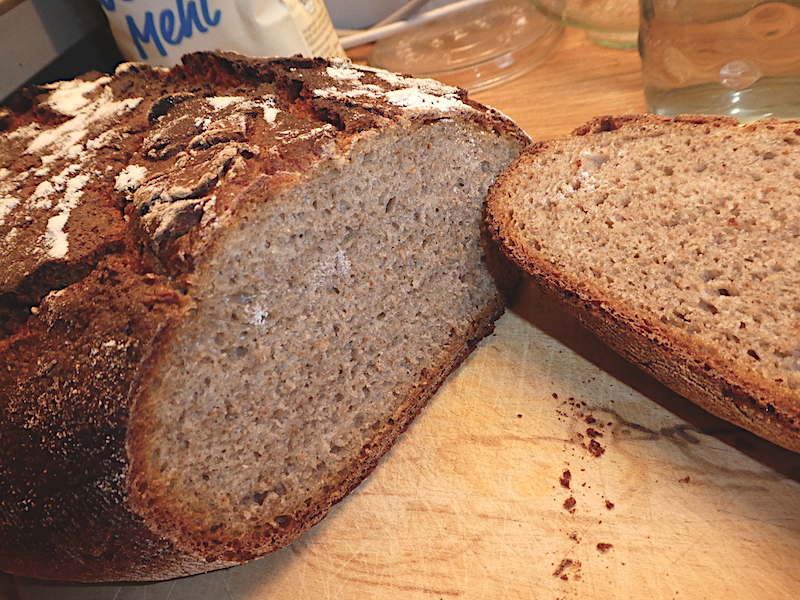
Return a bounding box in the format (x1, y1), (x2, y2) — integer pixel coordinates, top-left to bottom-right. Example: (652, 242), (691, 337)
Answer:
(98, 0), (345, 67)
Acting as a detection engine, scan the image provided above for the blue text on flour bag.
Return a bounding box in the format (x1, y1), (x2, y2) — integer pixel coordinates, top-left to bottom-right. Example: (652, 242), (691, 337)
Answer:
(98, 0), (222, 62)
(98, 0), (345, 67)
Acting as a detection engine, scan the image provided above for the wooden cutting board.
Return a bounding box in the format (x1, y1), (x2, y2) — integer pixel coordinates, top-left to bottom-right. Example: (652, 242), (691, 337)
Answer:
(17, 279), (800, 600)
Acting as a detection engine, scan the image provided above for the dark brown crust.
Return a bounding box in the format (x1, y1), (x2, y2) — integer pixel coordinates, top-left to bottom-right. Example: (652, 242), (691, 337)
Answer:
(486, 114), (800, 453)
(0, 52), (527, 581)
(0, 255), (194, 581)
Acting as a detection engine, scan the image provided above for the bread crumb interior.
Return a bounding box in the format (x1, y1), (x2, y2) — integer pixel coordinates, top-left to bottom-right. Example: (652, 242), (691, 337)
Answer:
(134, 120), (517, 542)
(501, 123), (800, 389)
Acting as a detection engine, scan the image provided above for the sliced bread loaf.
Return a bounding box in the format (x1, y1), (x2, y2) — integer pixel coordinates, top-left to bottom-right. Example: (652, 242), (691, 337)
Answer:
(0, 52), (528, 581)
(486, 114), (800, 453)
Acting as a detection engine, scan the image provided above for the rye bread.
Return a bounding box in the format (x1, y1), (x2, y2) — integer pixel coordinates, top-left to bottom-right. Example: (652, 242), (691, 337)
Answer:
(486, 114), (800, 453)
(0, 52), (528, 581)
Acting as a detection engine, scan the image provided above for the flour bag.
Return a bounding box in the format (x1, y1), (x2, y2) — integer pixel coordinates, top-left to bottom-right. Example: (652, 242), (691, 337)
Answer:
(98, 0), (345, 66)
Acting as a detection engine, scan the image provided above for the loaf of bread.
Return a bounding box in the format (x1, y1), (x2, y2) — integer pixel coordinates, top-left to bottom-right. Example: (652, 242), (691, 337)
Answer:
(0, 52), (528, 582)
(487, 114), (800, 453)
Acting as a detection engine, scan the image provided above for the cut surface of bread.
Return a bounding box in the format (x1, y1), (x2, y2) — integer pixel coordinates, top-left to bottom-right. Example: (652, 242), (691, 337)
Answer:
(0, 52), (527, 581)
(130, 122), (519, 558)
(487, 114), (800, 453)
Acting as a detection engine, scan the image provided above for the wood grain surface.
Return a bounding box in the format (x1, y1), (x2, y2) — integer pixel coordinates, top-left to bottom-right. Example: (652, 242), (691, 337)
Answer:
(9, 25), (800, 600)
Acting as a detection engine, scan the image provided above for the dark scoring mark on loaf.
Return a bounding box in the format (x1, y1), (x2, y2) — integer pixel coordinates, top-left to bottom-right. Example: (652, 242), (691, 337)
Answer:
(147, 92), (196, 124)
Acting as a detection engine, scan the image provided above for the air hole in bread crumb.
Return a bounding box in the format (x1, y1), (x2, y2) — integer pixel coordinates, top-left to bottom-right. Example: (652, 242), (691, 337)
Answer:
(699, 300), (718, 315)
(748, 349), (760, 360)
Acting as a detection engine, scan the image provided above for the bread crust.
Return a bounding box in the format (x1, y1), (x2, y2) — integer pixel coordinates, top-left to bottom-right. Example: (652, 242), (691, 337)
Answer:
(0, 255), (200, 580)
(487, 114), (800, 453)
(0, 53), (526, 581)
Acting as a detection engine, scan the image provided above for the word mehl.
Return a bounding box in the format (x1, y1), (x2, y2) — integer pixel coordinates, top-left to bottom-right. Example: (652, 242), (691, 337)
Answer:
(100, 0), (222, 60)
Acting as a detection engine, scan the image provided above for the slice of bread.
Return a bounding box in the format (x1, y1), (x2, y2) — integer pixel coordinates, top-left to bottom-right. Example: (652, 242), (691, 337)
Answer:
(0, 52), (528, 582)
(486, 114), (800, 453)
